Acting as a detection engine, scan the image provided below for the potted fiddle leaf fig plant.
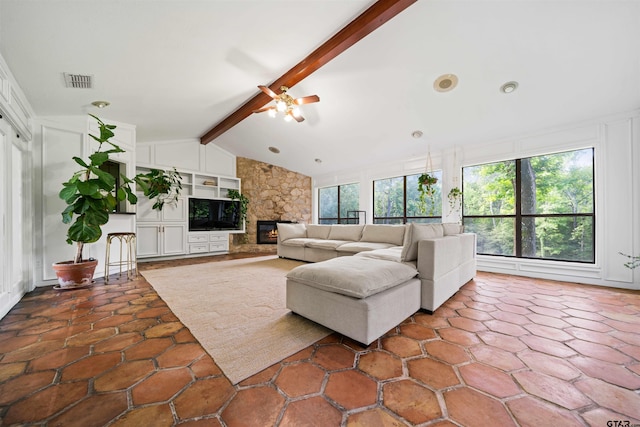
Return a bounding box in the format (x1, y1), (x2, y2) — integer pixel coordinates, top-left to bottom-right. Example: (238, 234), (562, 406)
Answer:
(53, 114), (181, 288)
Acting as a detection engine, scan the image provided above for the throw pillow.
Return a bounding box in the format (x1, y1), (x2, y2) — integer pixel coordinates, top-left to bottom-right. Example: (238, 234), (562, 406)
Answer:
(361, 224), (406, 246)
(443, 223), (463, 235)
(327, 225), (364, 241)
(277, 223), (306, 241)
(306, 224), (331, 239)
(400, 223), (444, 261)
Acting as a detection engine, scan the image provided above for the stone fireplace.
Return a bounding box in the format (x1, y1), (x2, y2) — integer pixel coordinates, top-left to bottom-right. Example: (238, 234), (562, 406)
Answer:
(257, 221), (278, 244)
(229, 157), (312, 254)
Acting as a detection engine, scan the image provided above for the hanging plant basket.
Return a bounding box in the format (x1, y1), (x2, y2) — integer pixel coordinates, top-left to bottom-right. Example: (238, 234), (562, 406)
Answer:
(418, 148), (438, 215)
(448, 186), (463, 216)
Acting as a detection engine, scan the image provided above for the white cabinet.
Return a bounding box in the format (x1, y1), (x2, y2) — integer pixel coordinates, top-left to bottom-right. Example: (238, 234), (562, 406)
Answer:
(209, 233), (229, 252)
(137, 224), (187, 258)
(136, 195), (187, 258)
(134, 166), (239, 259)
(188, 231), (229, 254)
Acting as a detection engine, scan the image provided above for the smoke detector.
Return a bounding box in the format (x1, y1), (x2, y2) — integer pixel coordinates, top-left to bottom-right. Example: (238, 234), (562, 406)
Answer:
(91, 101), (110, 108)
(64, 73), (93, 89)
(500, 81), (519, 93)
(434, 74), (458, 92)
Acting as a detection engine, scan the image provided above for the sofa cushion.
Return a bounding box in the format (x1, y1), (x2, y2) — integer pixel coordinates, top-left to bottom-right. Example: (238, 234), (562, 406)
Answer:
(307, 224), (331, 239)
(305, 239), (352, 250)
(286, 256), (418, 299)
(443, 223), (463, 235)
(355, 246), (404, 263)
(336, 241), (396, 254)
(328, 225), (364, 241)
(401, 223), (444, 262)
(279, 238), (308, 247)
(278, 223), (306, 241)
(361, 224), (406, 246)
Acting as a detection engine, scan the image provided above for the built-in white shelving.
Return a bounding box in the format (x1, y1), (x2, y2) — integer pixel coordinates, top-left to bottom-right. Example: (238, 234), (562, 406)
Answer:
(135, 166), (242, 259)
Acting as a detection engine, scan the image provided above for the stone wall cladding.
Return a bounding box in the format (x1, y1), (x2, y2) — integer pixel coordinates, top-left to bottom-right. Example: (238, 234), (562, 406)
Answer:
(230, 157), (312, 253)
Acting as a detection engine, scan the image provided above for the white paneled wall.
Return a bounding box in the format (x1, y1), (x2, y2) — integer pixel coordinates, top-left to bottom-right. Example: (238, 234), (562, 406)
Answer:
(0, 115), (32, 316)
(0, 54), (33, 318)
(35, 117), (137, 283)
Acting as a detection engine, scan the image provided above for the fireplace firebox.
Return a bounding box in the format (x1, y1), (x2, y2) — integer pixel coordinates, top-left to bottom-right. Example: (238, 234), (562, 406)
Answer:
(257, 220), (292, 244)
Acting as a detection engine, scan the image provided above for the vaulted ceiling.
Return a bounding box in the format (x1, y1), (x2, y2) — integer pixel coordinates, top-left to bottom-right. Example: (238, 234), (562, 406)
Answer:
(1, 0), (639, 177)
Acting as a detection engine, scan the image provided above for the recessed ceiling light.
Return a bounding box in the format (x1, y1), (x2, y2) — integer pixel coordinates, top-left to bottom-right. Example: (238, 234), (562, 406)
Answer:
(500, 81), (519, 94)
(434, 74), (458, 92)
(411, 130), (423, 139)
(91, 100), (110, 108)
(268, 146), (280, 154)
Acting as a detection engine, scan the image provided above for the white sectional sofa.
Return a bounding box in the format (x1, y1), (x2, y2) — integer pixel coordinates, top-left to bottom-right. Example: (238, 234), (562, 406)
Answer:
(277, 223), (406, 262)
(278, 222), (476, 344)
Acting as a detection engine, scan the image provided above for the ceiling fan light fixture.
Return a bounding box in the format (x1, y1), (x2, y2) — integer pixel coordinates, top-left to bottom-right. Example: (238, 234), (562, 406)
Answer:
(254, 84), (319, 123)
(434, 74), (458, 92)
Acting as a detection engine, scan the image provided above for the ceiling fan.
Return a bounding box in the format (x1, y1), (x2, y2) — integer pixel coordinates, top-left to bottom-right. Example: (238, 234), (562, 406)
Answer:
(252, 85), (320, 122)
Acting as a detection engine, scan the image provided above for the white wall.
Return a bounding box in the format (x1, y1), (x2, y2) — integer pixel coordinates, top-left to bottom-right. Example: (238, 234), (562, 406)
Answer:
(313, 111), (640, 290)
(34, 116), (137, 284)
(137, 138), (236, 177)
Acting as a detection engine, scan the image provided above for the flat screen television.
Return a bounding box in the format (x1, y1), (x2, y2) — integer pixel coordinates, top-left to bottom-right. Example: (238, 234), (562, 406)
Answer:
(188, 197), (242, 231)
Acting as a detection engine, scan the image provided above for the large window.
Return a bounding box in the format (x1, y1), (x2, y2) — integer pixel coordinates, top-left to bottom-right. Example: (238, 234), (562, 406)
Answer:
(373, 171), (442, 224)
(463, 148), (594, 262)
(318, 183), (360, 224)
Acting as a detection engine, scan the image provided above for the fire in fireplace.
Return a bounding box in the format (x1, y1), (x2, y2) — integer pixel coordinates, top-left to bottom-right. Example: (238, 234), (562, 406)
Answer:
(257, 220), (292, 244)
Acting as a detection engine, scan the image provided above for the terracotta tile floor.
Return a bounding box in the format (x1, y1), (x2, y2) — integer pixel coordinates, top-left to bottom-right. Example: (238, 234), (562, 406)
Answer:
(1, 252), (640, 426)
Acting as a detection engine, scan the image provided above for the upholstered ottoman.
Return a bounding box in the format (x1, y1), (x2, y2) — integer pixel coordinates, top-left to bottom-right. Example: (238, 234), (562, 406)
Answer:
(286, 256), (420, 345)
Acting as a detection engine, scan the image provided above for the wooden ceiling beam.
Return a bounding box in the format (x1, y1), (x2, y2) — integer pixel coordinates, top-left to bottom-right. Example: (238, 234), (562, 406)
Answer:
(200, 0), (417, 145)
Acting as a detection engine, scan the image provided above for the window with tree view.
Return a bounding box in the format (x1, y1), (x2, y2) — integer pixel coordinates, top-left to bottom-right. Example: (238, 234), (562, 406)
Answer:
(462, 148), (594, 262)
(318, 183), (360, 224)
(373, 171), (442, 224)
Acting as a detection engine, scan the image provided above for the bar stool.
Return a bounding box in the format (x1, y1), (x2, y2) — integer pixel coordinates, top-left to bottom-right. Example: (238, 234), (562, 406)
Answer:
(105, 232), (137, 283)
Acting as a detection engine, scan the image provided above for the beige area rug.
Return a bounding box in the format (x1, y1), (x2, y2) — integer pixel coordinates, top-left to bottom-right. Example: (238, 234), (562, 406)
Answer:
(141, 255), (331, 384)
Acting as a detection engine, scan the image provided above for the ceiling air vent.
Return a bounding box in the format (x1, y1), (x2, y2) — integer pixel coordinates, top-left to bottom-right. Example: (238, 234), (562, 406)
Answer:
(64, 73), (93, 89)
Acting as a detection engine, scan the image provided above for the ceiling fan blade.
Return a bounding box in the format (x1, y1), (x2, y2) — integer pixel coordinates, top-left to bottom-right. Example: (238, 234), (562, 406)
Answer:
(252, 106), (275, 114)
(294, 95), (320, 105)
(292, 111), (305, 122)
(258, 85), (279, 99)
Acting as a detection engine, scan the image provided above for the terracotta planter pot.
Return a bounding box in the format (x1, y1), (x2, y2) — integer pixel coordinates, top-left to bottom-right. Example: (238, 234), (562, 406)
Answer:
(52, 258), (98, 289)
